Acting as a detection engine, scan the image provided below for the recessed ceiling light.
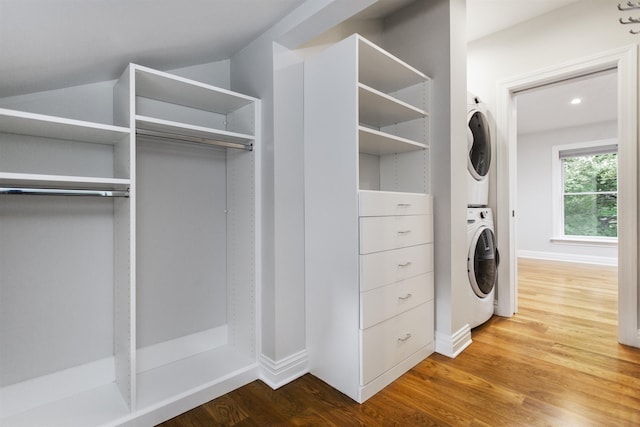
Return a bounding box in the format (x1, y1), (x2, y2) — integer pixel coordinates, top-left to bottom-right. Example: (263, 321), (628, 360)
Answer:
(570, 97), (582, 105)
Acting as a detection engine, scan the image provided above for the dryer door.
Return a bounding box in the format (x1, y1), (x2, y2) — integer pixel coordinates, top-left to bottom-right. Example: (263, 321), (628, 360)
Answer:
(467, 109), (491, 180)
(468, 226), (497, 298)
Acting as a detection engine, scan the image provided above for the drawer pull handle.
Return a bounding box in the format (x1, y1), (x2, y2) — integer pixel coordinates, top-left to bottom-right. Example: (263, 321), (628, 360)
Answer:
(398, 293), (413, 301)
(397, 230), (412, 235)
(398, 261), (412, 267)
(397, 203), (412, 207)
(398, 333), (412, 342)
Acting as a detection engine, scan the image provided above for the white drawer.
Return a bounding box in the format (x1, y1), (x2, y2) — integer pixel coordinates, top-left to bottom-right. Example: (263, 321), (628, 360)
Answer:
(359, 215), (432, 254)
(360, 244), (433, 292)
(360, 272), (433, 329)
(360, 302), (433, 385)
(359, 191), (432, 217)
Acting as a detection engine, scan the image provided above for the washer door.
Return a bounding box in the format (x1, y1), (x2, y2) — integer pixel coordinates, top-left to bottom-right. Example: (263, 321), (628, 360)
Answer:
(468, 226), (498, 298)
(467, 109), (491, 180)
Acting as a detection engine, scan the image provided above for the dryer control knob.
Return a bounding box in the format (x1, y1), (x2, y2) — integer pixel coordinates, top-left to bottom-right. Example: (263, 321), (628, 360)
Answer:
(480, 210), (487, 219)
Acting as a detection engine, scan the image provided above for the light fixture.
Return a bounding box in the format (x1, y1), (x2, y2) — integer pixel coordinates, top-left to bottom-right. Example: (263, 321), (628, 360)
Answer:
(570, 97), (582, 105)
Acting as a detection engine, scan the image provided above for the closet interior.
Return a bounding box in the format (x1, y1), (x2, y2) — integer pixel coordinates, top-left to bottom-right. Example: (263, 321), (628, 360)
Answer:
(0, 64), (260, 426)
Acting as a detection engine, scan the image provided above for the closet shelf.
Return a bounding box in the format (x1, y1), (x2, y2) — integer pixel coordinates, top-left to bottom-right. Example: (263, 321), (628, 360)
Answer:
(136, 345), (256, 411)
(358, 126), (426, 155)
(358, 83), (426, 128)
(0, 172), (131, 191)
(357, 35), (428, 94)
(136, 115), (254, 150)
(0, 108), (130, 145)
(134, 65), (256, 115)
(0, 382), (130, 427)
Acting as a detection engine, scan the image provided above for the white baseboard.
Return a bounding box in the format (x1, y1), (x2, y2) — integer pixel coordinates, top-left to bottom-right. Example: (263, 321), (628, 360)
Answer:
(518, 250), (617, 266)
(259, 350), (308, 389)
(435, 324), (472, 358)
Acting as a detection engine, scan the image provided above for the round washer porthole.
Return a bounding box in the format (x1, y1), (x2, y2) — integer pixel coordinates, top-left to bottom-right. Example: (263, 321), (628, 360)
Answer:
(468, 226), (497, 298)
(467, 109), (491, 181)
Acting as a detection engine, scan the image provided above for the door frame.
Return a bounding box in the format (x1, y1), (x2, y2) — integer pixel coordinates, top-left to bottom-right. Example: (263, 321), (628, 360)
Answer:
(495, 44), (639, 346)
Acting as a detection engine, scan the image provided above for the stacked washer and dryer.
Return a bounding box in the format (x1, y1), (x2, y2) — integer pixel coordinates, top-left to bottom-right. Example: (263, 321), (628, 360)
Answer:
(465, 94), (499, 329)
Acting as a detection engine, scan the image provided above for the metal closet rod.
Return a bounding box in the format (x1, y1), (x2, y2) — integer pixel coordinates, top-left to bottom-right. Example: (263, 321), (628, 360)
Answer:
(0, 187), (130, 197)
(136, 128), (253, 151)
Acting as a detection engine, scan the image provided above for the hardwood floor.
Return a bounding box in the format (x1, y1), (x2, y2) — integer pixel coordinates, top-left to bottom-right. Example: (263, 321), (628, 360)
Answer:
(160, 259), (640, 426)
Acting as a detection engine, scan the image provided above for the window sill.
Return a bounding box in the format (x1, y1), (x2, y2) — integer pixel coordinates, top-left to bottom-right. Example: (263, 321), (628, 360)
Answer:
(550, 237), (618, 247)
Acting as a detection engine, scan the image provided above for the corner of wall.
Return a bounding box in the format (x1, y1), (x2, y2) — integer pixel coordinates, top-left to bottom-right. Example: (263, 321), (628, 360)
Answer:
(259, 350), (309, 389)
(435, 324), (472, 358)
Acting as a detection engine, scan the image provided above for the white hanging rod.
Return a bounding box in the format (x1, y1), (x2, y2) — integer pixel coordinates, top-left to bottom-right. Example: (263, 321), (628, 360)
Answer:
(0, 187), (130, 197)
(136, 128), (253, 151)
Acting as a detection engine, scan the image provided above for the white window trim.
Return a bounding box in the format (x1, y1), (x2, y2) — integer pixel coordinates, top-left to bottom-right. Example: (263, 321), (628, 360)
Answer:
(551, 138), (618, 246)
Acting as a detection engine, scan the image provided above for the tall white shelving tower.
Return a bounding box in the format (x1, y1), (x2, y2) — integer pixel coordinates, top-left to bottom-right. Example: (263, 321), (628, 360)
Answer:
(304, 34), (435, 403)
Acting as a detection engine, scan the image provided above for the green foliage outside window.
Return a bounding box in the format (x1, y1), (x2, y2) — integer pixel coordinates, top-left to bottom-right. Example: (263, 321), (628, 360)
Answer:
(563, 153), (617, 237)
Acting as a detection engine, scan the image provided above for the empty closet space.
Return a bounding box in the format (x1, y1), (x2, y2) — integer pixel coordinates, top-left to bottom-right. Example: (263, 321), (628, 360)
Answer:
(118, 64), (260, 415)
(134, 138), (243, 409)
(0, 108), (132, 425)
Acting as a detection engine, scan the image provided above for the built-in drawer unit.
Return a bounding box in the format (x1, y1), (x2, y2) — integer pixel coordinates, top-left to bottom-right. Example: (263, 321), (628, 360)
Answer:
(360, 243), (433, 291)
(359, 190), (431, 217)
(359, 215), (433, 254)
(360, 272), (434, 329)
(360, 302), (433, 385)
(357, 190), (434, 391)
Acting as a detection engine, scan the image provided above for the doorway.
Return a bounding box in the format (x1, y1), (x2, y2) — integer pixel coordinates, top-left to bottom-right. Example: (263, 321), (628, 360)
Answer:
(514, 70), (618, 265)
(513, 70), (619, 328)
(495, 46), (639, 346)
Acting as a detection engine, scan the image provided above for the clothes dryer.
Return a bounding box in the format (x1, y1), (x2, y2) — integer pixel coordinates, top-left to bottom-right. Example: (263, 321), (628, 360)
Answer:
(466, 207), (498, 328)
(467, 94), (492, 207)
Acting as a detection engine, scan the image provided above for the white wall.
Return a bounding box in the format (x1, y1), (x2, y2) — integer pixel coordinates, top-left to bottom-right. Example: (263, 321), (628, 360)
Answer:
(517, 121), (618, 265)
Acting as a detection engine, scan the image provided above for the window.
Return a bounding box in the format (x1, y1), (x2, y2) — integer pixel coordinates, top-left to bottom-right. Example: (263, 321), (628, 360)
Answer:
(552, 140), (618, 243)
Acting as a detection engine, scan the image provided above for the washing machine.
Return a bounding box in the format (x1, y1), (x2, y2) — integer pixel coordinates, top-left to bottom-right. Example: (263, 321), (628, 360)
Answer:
(467, 93), (492, 207)
(466, 207), (498, 329)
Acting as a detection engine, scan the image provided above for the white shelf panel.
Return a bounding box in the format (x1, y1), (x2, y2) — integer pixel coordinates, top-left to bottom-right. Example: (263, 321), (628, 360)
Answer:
(1, 383), (130, 427)
(136, 345), (256, 411)
(136, 115), (254, 146)
(0, 108), (130, 145)
(359, 84), (426, 128)
(134, 65), (256, 115)
(0, 173), (131, 190)
(357, 35), (427, 94)
(359, 126), (426, 155)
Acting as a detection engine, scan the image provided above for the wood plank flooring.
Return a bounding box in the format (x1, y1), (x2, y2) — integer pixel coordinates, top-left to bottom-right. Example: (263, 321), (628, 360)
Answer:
(160, 258), (640, 426)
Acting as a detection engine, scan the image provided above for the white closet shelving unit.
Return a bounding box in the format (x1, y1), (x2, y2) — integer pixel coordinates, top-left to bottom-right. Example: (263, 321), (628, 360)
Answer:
(117, 64), (260, 425)
(0, 107), (132, 426)
(0, 63), (260, 426)
(305, 34), (434, 403)
(0, 108), (131, 190)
